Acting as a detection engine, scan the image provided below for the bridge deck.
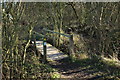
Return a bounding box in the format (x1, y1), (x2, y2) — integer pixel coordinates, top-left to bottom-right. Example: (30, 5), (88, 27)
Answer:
(35, 41), (68, 61)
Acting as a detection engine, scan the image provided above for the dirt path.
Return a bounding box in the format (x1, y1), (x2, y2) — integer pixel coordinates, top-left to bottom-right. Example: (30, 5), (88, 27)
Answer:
(48, 58), (106, 80)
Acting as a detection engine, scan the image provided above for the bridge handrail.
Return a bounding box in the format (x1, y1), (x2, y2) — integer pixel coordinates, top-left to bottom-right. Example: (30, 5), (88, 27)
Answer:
(43, 28), (70, 37)
(32, 31), (45, 38)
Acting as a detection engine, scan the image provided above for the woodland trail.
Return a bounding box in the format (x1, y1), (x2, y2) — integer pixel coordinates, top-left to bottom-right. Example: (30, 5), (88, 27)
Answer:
(35, 41), (110, 79)
(48, 58), (106, 79)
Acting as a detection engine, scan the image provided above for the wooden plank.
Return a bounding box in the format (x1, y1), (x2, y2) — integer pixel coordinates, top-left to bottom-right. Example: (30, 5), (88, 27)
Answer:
(35, 41), (68, 61)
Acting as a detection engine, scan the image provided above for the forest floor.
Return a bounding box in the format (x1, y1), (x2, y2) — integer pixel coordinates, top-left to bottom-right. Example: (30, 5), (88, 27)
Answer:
(48, 57), (120, 80)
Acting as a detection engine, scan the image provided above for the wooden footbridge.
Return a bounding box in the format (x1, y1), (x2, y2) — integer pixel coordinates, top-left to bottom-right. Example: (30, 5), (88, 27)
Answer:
(32, 28), (75, 63)
(34, 40), (68, 61)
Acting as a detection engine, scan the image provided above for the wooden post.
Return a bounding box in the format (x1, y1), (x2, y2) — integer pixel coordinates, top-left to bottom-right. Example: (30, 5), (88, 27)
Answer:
(43, 38), (47, 63)
(33, 33), (38, 56)
(69, 34), (75, 61)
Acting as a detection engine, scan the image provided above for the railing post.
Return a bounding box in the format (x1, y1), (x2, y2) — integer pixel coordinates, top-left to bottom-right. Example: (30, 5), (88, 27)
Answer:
(33, 33), (38, 56)
(43, 38), (47, 63)
(69, 34), (75, 61)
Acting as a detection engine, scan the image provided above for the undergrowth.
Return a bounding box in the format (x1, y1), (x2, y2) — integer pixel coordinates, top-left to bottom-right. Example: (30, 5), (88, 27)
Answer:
(74, 55), (120, 80)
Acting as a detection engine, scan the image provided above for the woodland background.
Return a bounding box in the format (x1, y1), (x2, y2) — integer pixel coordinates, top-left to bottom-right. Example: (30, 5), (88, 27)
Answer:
(2, 2), (120, 79)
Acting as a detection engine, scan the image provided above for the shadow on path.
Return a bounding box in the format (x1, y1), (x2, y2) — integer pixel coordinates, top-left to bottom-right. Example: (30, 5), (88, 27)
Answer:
(48, 57), (120, 79)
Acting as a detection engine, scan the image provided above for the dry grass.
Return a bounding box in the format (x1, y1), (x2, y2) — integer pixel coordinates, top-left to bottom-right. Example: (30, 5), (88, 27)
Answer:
(75, 53), (89, 59)
(101, 56), (120, 68)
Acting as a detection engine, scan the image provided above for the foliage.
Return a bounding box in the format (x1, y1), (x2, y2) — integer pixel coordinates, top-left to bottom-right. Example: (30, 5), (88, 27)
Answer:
(2, 2), (54, 79)
(2, 2), (119, 79)
(38, 2), (119, 61)
(51, 72), (60, 78)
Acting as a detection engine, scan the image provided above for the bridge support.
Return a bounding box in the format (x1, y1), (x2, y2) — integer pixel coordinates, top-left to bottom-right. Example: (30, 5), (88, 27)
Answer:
(69, 34), (75, 62)
(43, 38), (47, 63)
(33, 33), (38, 57)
